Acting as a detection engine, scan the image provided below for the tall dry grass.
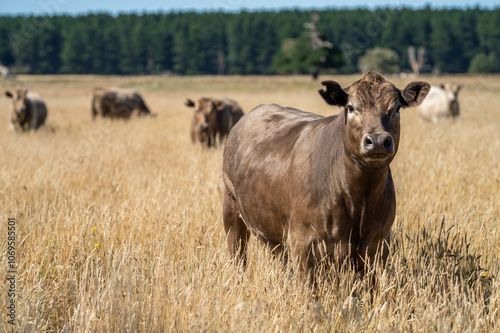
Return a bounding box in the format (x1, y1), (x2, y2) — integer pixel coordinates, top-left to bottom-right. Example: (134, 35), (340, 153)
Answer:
(0, 74), (499, 332)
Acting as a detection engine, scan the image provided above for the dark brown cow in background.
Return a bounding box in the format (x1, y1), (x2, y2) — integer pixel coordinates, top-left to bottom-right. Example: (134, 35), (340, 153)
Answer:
(5, 89), (48, 131)
(92, 87), (152, 120)
(222, 72), (430, 281)
(185, 97), (244, 148)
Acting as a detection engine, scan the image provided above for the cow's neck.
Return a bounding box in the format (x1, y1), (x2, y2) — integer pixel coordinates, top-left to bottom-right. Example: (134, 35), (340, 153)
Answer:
(327, 116), (392, 208)
(330, 141), (393, 245)
(341, 153), (391, 204)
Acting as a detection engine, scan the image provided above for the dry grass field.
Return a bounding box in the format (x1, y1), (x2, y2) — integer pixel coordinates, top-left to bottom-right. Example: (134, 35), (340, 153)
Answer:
(0, 73), (499, 332)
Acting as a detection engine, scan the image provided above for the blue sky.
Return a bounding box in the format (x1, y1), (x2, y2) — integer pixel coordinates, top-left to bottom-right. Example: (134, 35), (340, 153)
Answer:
(1, 0), (499, 15)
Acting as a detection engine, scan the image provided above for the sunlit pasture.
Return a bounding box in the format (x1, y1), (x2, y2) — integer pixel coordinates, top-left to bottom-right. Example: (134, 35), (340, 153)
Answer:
(0, 74), (499, 331)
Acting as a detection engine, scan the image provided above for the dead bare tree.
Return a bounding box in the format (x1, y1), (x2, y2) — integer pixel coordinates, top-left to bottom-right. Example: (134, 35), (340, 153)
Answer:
(408, 46), (426, 76)
(304, 12), (333, 51)
(304, 12), (334, 80)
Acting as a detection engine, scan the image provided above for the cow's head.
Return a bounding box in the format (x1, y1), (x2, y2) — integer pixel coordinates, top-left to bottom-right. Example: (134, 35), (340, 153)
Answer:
(185, 97), (225, 140)
(5, 89), (29, 123)
(319, 72), (430, 170)
(440, 82), (461, 103)
(134, 93), (153, 117)
(440, 82), (462, 117)
(138, 105), (152, 116)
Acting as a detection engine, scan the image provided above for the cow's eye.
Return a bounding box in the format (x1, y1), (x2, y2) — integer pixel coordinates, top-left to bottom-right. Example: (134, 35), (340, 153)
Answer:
(346, 105), (355, 113)
(391, 106), (401, 119)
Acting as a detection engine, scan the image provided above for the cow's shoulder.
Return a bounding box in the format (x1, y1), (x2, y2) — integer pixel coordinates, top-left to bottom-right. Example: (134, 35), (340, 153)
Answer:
(26, 92), (45, 103)
(230, 104), (328, 156)
(109, 87), (136, 99)
(221, 98), (244, 114)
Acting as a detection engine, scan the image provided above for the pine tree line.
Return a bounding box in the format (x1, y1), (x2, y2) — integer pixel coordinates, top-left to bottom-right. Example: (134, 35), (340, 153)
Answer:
(1, 7), (499, 75)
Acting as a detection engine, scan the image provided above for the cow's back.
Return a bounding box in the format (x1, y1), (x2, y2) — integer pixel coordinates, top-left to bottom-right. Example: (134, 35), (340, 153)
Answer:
(418, 86), (449, 122)
(111, 88), (138, 105)
(225, 103), (325, 169)
(207, 98), (245, 144)
(218, 98), (244, 133)
(226, 103), (321, 151)
(222, 98), (244, 118)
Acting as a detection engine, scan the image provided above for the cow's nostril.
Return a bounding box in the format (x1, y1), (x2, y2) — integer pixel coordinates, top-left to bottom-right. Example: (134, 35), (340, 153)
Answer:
(383, 137), (392, 149)
(364, 134), (393, 154)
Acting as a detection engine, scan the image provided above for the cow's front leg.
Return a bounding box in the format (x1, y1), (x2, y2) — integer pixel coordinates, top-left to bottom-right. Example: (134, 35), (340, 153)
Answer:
(288, 231), (320, 286)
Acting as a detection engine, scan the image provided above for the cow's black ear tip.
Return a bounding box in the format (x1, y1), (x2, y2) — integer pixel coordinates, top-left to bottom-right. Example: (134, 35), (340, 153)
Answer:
(320, 80), (337, 88)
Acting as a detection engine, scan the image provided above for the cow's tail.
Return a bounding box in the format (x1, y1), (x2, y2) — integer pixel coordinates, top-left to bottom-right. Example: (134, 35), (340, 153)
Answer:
(91, 93), (98, 120)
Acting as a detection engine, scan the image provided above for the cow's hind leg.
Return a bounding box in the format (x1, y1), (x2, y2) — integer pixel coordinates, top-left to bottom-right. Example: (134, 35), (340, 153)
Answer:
(223, 189), (250, 267)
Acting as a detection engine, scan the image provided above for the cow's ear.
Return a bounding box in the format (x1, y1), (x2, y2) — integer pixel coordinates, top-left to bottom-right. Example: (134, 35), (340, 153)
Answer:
(5, 91), (13, 98)
(318, 81), (349, 107)
(212, 100), (225, 110)
(400, 81), (430, 108)
(185, 99), (195, 107)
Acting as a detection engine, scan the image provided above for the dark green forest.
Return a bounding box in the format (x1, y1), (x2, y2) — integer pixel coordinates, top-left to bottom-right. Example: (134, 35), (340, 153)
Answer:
(1, 7), (500, 75)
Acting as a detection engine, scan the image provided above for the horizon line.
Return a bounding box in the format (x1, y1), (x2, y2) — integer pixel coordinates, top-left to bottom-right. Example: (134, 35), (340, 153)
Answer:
(1, 3), (499, 17)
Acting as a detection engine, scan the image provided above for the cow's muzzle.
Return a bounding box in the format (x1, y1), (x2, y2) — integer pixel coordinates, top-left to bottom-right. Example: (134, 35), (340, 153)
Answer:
(361, 132), (394, 159)
(198, 125), (209, 132)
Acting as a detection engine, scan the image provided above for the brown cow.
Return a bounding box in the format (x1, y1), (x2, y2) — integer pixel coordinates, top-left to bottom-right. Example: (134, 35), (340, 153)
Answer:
(185, 97), (244, 148)
(92, 87), (152, 120)
(222, 72), (430, 281)
(5, 89), (47, 131)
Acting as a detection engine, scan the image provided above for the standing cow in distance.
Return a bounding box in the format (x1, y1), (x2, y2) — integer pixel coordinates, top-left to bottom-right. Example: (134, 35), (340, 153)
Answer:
(222, 72), (430, 282)
(0, 64), (13, 80)
(185, 97), (244, 148)
(5, 89), (48, 131)
(418, 82), (462, 123)
(91, 87), (152, 120)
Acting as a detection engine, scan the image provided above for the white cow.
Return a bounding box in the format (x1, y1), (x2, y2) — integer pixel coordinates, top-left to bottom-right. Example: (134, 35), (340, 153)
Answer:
(418, 82), (462, 123)
(0, 64), (12, 79)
